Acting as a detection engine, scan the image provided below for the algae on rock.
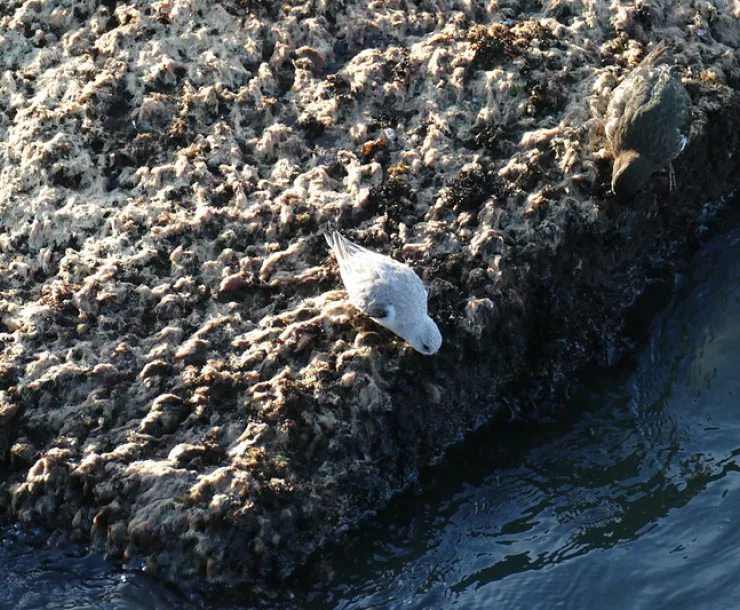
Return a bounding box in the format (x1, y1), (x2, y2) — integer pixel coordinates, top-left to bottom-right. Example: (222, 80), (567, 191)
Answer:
(0, 0), (739, 587)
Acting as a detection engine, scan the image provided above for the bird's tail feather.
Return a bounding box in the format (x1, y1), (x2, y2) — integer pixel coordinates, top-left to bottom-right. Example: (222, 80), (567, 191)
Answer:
(641, 40), (667, 67)
(324, 229), (337, 250)
(324, 229), (350, 261)
(324, 229), (367, 261)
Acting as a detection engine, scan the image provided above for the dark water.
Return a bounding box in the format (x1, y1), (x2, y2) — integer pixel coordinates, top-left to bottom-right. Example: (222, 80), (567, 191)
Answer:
(0, 525), (201, 610)
(3, 217), (740, 609)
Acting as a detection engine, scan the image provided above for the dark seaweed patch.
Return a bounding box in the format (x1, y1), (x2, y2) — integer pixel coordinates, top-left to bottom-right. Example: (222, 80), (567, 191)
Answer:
(441, 163), (506, 215)
(526, 79), (566, 116)
(298, 115), (327, 141)
(468, 24), (519, 73)
(469, 123), (518, 158)
(50, 168), (82, 190)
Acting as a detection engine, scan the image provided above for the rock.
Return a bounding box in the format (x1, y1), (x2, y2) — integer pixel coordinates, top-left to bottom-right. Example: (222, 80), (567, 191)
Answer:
(0, 0), (738, 593)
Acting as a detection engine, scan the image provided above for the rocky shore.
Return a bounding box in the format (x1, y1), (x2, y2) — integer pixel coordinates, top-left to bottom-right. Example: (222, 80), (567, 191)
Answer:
(1, 0), (739, 588)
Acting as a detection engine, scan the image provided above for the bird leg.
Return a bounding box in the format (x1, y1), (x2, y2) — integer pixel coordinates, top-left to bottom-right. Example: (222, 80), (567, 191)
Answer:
(668, 162), (676, 191)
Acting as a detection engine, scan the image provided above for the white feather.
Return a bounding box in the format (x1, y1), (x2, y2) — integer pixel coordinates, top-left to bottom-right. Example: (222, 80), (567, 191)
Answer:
(325, 231), (442, 355)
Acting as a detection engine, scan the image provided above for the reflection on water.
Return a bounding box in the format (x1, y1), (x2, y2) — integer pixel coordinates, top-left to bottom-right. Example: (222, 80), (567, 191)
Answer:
(3, 221), (740, 610)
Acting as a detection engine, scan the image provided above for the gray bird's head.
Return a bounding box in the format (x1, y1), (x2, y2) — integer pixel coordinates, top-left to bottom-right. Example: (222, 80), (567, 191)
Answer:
(406, 316), (442, 355)
(611, 150), (653, 198)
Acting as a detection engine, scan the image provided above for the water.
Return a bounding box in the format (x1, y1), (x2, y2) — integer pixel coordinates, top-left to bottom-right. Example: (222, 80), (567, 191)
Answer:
(0, 525), (201, 610)
(295, 222), (740, 610)
(3, 220), (740, 609)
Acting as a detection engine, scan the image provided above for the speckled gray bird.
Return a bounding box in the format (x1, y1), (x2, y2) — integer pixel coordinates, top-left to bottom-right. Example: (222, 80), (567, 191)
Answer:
(605, 41), (691, 197)
(325, 230), (442, 355)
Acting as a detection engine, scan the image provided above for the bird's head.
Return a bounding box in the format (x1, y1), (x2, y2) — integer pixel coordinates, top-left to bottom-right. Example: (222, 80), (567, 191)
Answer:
(406, 316), (442, 356)
(611, 150), (652, 198)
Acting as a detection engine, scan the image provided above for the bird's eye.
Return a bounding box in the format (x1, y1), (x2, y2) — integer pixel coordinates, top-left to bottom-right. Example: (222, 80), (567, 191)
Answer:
(422, 343), (430, 352)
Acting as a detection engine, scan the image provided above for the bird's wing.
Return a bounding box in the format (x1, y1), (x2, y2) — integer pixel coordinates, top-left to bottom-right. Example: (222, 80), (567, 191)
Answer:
(605, 42), (669, 149)
(343, 256), (405, 315)
(326, 231), (399, 311)
(606, 67), (655, 148)
(669, 72), (692, 136)
(325, 230), (428, 323)
(621, 69), (690, 162)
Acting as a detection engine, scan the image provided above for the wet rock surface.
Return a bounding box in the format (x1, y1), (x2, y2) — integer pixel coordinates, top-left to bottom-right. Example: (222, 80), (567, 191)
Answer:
(0, 0), (738, 588)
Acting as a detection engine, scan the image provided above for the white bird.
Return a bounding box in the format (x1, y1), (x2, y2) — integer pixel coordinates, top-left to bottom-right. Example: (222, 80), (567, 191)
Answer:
(324, 230), (442, 355)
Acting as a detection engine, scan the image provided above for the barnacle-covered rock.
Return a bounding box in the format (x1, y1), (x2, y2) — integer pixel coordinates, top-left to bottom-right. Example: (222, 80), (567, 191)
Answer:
(0, 0), (739, 592)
